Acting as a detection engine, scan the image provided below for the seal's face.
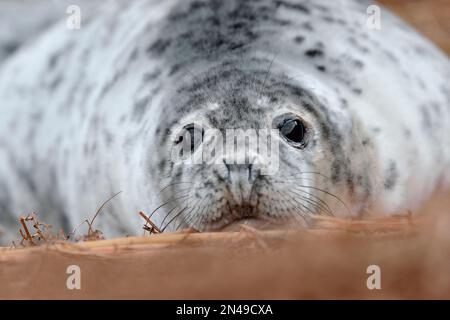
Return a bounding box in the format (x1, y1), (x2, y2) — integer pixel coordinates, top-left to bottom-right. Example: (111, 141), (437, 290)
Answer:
(151, 64), (345, 231)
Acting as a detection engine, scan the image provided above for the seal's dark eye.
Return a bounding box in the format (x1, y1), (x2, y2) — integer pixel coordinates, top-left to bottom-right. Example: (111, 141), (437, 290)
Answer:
(175, 123), (204, 152)
(280, 119), (306, 146)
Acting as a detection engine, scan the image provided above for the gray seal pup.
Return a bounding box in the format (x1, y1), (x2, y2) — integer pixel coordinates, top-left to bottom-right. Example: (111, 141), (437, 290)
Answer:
(0, 0), (449, 241)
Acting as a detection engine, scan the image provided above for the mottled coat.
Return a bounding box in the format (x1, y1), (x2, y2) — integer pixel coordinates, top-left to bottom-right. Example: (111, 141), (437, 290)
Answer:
(0, 0), (449, 241)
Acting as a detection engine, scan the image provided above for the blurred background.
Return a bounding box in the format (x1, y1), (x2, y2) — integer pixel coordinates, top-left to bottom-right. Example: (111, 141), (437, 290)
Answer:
(0, 0), (449, 59)
(0, 0), (450, 56)
(381, 0), (450, 54)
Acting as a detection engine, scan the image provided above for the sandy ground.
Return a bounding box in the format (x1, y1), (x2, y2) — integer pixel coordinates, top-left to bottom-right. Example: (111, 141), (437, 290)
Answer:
(0, 0), (449, 299)
(380, 0), (450, 54)
(0, 191), (449, 299)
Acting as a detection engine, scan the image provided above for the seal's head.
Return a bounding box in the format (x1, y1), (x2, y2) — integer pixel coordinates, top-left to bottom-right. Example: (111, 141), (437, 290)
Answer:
(151, 61), (373, 231)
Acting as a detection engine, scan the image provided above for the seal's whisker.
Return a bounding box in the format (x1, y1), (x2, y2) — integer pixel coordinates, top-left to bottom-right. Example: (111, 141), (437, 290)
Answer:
(162, 197), (203, 232)
(264, 184), (292, 217)
(259, 51), (279, 99)
(286, 204), (311, 226)
(158, 169), (177, 179)
(274, 190), (309, 217)
(179, 196), (209, 230)
(161, 187), (197, 199)
(159, 203), (184, 229)
(161, 198), (201, 227)
(265, 72), (307, 91)
(297, 185), (351, 215)
(158, 181), (193, 194)
(149, 193), (191, 219)
(277, 176), (317, 183)
(280, 171), (331, 181)
(161, 206), (189, 232)
(287, 189), (333, 217)
(272, 177), (333, 215)
(191, 204), (211, 231)
(271, 186), (298, 218)
(273, 192), (297, 218)
(288, 187), (334, 216)
(287, 193), (317, 216)
(163, 196), (204, 230)
(177, 206), (200, 231)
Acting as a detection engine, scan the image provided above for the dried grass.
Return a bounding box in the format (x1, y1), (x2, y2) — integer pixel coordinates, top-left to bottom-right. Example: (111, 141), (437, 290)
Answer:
(12, 213), (68, 248)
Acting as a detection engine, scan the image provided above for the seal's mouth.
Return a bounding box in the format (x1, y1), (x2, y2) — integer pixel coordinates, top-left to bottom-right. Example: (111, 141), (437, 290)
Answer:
(215, 216), (303, 232)
(173, 191), (319, 232)
(218, 218), (276, 231)
(190, 201), (312, 232)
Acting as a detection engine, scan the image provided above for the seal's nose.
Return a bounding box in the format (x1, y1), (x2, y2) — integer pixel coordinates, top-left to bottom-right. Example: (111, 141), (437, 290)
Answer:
(224, 162), (260, 183)
(223, 162), (260, 205)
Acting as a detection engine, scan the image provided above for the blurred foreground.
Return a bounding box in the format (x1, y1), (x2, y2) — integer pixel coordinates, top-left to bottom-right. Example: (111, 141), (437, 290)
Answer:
(0, 191), (449, 299)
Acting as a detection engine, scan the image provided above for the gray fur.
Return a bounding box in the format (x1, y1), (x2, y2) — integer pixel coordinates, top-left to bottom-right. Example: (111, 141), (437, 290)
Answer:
(0, 0), (449, 242)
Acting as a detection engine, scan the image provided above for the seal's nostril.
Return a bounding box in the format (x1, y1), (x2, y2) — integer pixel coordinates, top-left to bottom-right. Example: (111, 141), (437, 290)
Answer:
(223, 159), (232, 181)
(223, 159), (229, 170)
(248, 163), (262, 183)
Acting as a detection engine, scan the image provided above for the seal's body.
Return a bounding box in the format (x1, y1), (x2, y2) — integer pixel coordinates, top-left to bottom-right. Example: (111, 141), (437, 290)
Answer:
(0, 0), (449, 240)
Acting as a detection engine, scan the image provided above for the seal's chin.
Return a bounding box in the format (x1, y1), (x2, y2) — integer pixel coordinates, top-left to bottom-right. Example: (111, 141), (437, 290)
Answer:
(218, 218), (276, 231)
(215, 216), (303, 232)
